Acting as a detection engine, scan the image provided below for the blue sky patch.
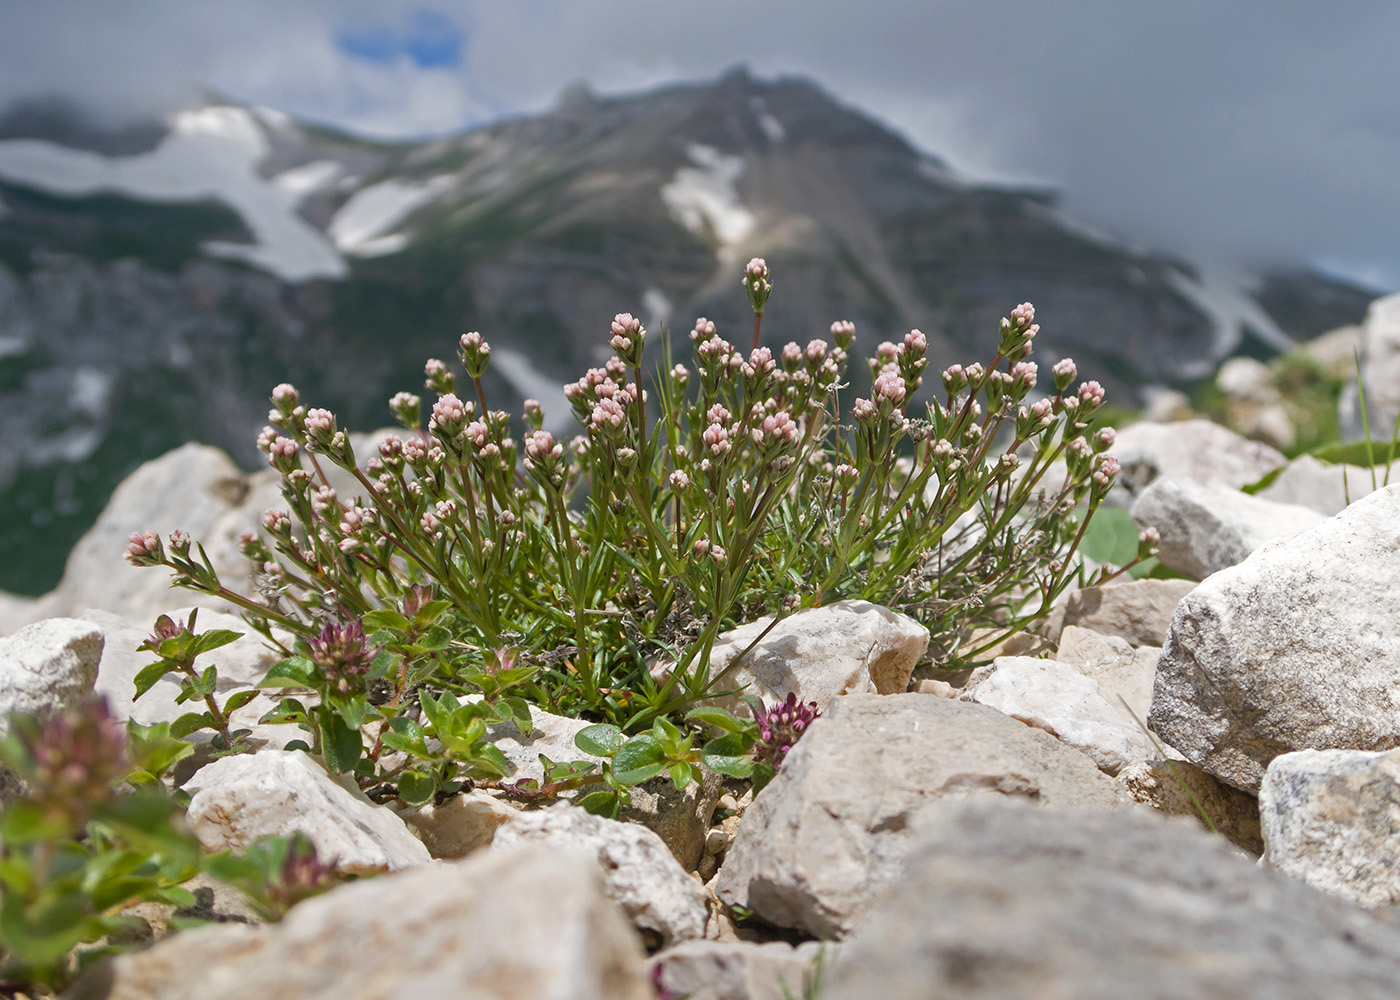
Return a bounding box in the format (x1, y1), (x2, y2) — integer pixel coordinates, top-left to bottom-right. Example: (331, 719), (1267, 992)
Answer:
(335, 8), (465, 69)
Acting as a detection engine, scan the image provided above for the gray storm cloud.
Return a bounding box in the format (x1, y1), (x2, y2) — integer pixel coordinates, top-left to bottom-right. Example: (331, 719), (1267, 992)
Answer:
(1, 0), (1396, 288)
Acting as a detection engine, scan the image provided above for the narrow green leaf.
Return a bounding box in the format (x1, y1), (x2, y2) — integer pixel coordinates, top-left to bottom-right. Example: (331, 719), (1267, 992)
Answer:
(701, 732), (756, 778)
(222, 689), (259, 715)
(576, 789), (624, 819)
(685, 706), (747, 733)
(169, 712), (213, 739)
(190, 629), (243, 657)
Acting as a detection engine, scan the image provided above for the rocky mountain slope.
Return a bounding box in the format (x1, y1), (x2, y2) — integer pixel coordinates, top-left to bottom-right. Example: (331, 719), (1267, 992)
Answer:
(0, 68), (1376, 594)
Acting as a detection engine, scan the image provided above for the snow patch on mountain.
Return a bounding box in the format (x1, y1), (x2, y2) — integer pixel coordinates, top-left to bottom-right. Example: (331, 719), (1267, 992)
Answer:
(1167, 268), (1294, 365)
(642, 288), (673, 331)
(327, 175), (455, 255)
(749, 98), (785, 143)
(660, 144), (754, 253)
(273, 160), (343, 199)
(0, 106), (347, 282)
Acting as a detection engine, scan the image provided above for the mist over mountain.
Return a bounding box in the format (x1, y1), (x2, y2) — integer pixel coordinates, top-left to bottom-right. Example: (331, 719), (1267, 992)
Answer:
(0, 69), (1377, 595)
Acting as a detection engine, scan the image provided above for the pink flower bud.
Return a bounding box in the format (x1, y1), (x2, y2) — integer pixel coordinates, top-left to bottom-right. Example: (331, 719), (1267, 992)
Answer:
(690, 317), (716, 343)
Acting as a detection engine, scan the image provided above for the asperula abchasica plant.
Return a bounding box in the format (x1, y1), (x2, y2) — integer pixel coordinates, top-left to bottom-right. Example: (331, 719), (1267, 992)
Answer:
(124, 258), (1156, 810)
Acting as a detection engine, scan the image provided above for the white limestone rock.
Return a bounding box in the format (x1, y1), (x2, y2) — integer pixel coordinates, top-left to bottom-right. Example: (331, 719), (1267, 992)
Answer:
(1340, 292), (1400, 440)
(650, 940), (831, 1000)
(692, 600), (928, 717)
(492, 802), (708, 948)
(963, 655), (1155, 775)
(1149, 484), (1400, 793)
(1110, 418), (1286, 502)
(1257, 454), (1400, 516)
(1260, 748), (1400, 907)
(80, 843), (652, 1000)
(713, 693), (1130, 938)
(821, 796), (1400, 1000)
(1054, 625), (1161, 722)
(1056, 577), (1196, 648)
(482, 700), (605, 784)
(1131, 475), (1325, 580)
(0, 617), (104, 797)
(183, 749), (431, 874)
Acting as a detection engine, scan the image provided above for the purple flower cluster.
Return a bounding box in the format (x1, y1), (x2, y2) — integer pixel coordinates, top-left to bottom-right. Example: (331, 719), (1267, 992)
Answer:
(751, 692), (820, 770)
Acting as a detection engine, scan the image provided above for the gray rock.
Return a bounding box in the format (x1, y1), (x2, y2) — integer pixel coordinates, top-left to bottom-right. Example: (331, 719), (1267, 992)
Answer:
(1111, 418), (1286, 501)
(963, 655), (1155, 775)
(621, 765), (724, 872)
(76, 843), (651, 1000)
(1131, 475), (1325, 580)
(1261, 748), (1400, 907)
(492, 802), (708, 948)
(183, 750), (432, 874)
(1054, 625), (1161, 722)
(650, 940), (831, 1000)
(823, 797), (1400, 1000)
(1057, 578), (1196, 648)
(1119, 757), (1263, 855)
(1340, 292), (1400, 440)
(689, 600), (928, 717)
(713, 693), (1131, 937)
(0, 617), (104, 798)
(1258, 454), (1400, 516)
(1149, 484), (1400, 793)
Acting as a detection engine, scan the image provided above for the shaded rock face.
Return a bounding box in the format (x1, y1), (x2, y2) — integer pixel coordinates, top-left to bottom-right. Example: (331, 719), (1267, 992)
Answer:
(1131, 475), (1325, 580)
(1119, 757), (1264, 855)
(75, 844), (653, 1000)
(1149, 484), (1400, 793)
(1261, 748), (1400, 908)
(713, 693), (1130, 937)
(1055, 578), (1196, 648)
(822, 797), (1400, 1000)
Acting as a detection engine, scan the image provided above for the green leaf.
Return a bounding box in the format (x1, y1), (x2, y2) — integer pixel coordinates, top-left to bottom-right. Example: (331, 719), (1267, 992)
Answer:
(132, 661), (176, 699)
(414, 625), (453, 652)
(701, 732), (756, 779)
(362, 608), (412, 632)
(541, 757), (597, 783)
(169, 712), (213, 739)
(419, 691), (456, 735)
(222, 689), (259, 715)
(317, 709), (362, 774)
(685, 706), (747, 733)
(611, 736), (668, 786)
(369, 649), (400, 679)
(500, 696), (534, 737)
(465, 743), (511, 779)
(652, 716), (683, 744)
(396, 771), (436, 806)
(259, 656), (318, 688)
(1077, 506), (1139, 567)
(258, 697), (308, 726)
(574, 723), (626, 757)
(576, 788), (624, 819)
(668, 761), (692, 791)
(414, 599), (454, 627)
(189, 629), (243, 657)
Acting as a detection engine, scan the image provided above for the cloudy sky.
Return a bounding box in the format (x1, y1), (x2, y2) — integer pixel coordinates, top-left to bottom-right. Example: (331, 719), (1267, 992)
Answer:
(2, 1), (1397, 291)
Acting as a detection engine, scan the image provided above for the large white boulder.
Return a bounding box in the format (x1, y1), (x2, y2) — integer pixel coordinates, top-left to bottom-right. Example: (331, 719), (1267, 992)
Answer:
(713, 693), (1129, 937)
(1110, 418), (1286, 502)
(1149, 484), (1400, 792)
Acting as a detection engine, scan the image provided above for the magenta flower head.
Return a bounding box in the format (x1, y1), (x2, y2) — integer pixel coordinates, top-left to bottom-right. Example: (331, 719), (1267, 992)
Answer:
(743, 257), (773, 315)
(458, 331), (492, 379)
(751, 692), (820, 771)
(309, 620), (376, 690)
(12, 696), (130, 825)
